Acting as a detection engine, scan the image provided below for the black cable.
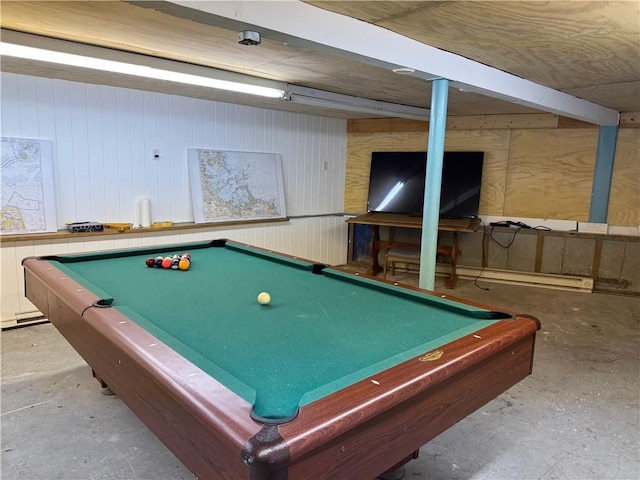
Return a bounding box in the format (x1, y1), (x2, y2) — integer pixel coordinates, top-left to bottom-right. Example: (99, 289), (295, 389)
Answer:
(475, 221), (551, 290)
(473, 218), (490, 290)
(489, 225), (523, 248)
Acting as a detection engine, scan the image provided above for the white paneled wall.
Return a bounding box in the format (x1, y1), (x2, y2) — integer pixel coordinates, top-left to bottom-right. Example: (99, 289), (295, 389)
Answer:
(1, 73), (346, 224)
(1, 73), (349, 327)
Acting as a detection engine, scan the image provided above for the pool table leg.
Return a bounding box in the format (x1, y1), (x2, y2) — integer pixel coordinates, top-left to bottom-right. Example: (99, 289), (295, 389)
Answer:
(377, 450), (419, 479)
(92, 369), (115, 396)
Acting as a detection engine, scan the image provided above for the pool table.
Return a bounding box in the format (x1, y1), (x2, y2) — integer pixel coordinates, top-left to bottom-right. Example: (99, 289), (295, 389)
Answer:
(23, 239), (540, 480)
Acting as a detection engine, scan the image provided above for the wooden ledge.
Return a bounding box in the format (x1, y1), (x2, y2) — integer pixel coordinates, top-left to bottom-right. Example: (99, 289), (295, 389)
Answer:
(0, 217), (289, 244)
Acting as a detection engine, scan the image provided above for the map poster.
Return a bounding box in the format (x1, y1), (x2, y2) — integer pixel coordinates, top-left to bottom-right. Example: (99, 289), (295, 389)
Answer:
(187, 149), (287, 224)
(1, 137), (57, 235)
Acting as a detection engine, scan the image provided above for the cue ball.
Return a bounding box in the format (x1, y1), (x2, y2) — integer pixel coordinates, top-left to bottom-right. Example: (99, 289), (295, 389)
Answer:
(257, 292), (271, 305)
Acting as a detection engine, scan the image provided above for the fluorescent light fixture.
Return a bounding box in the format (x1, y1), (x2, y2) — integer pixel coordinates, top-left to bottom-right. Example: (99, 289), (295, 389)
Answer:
(0, 42), (286, 99)
(285, 85), (430, 121)
(1, 31), (426, 119)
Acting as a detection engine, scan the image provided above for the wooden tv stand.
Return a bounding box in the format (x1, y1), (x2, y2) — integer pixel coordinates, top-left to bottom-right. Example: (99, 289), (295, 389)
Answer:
(346, 213), (481, 288)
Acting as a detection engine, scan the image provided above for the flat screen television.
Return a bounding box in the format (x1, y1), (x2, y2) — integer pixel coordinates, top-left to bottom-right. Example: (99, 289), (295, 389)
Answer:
(367, 151), (484, 218)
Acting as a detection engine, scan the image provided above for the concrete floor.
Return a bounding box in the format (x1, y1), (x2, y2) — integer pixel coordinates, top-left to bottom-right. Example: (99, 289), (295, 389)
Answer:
(2, 275), (639, 480)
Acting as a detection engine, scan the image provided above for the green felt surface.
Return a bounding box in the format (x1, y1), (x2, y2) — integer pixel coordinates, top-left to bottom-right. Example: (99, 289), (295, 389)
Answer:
(52, 241), (498, 420)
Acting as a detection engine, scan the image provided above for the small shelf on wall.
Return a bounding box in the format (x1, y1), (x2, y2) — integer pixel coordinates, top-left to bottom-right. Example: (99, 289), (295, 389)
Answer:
(0, 218), (290, 244)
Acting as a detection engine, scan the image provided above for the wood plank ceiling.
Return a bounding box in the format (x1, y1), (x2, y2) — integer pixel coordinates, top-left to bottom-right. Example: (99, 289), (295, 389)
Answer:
(1, 1), (638, 120)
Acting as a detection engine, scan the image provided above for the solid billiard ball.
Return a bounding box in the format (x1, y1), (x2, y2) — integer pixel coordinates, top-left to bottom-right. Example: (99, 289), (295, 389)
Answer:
(162, 257), (173, 269)
(257, 292), (271, 305)
(178, 258), (190, 270)
(145, 257), (155, 267)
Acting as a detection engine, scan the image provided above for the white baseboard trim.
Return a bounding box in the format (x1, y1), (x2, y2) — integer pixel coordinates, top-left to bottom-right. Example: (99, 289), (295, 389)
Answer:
(436, 265), (593, 292)
(2, 311), (46, 329)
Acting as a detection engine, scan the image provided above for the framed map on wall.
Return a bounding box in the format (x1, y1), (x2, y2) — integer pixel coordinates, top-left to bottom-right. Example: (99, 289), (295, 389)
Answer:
(1, 137), (57, 235)
(187, 149), (287, 223)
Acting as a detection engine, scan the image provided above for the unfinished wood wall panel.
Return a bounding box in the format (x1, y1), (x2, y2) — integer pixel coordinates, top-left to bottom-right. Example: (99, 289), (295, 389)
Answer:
(599, 240), (626, 280)
(621, 242), (640, 289)
(562, 238), (596, 276)
(347, 119), (638, 226)
(597, 240), (639, 292)
(457, 232), (484, 268)
(505, 233), (537, 272)
(448, 130), (512, 218)
(620, 113), (640, 128)
(345, 129), (511, 215)
(505, 129), (599, 221)
(607, 129), (640, 226)
(446, 114), (559, 130)
(540, 236), (565, 275)
(486, 232), (512, 269)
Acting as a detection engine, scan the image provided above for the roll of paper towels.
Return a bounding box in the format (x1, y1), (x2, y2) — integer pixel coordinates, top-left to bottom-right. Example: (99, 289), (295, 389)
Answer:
(139, 198), (152, 227)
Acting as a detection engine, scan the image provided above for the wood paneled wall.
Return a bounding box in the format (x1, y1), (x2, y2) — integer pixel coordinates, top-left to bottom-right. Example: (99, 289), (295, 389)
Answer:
(346, 116), (639, 226)
(505, 129), (598, 221)
(608, 129), (640, 226)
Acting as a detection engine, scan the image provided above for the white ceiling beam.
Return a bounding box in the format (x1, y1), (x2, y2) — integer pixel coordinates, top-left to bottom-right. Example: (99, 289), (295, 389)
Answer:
(164, 0), (620, 126)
